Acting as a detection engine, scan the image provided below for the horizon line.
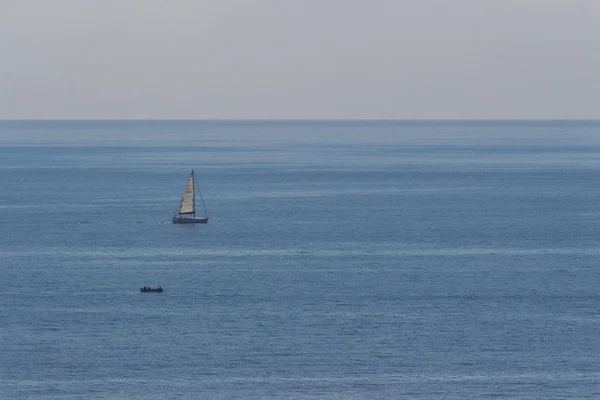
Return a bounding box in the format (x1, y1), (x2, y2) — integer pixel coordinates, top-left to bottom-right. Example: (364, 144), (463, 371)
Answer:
(1, 118), (600, 122)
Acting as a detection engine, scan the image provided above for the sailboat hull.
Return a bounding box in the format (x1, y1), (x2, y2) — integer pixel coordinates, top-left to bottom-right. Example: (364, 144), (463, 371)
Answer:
(172, 216), (209, 224)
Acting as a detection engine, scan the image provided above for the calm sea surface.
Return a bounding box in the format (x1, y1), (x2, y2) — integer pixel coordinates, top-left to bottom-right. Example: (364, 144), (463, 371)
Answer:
(1, 120), (599, 399)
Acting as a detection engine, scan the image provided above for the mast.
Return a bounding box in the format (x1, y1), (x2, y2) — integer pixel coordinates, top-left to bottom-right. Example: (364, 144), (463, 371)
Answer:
(191, 169), (196, 217)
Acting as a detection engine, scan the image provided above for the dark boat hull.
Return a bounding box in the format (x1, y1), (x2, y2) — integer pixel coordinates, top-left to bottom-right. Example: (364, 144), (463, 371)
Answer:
(140, 287), (163, 293)
(172, 217), (208, 224)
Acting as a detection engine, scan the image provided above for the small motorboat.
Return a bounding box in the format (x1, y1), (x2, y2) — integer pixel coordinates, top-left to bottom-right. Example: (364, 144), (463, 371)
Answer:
(140, 286), (163, 293)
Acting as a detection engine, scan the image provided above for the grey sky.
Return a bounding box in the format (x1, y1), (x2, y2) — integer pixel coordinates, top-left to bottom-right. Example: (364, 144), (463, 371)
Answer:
(1, 0), (599, 119)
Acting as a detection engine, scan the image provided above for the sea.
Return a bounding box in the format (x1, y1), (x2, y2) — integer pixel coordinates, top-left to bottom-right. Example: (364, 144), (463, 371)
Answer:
(1, 120), (599, 399)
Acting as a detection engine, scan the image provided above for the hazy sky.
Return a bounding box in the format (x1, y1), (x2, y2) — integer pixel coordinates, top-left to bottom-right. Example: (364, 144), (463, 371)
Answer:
(1, 0), (599, 119)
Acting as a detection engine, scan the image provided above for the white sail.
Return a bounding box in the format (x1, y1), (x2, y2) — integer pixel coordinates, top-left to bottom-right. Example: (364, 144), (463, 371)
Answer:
(178, 172), (195, 214)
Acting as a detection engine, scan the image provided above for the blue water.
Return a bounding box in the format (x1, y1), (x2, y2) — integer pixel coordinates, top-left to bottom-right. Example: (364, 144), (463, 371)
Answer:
(1, 120), (599, 399)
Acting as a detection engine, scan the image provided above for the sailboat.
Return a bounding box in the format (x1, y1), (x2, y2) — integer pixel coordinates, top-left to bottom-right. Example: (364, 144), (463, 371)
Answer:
(172, 169), (209, 224)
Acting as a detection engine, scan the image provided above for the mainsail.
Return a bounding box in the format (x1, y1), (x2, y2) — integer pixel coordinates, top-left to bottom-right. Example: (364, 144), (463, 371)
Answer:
(178, 171), (195, 214)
